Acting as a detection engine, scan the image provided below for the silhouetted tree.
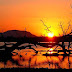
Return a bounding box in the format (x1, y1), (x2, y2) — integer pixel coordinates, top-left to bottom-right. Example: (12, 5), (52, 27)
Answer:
(57, 21), (72, 54)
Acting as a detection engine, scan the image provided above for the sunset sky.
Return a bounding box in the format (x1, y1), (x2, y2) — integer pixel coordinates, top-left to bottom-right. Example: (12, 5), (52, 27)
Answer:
(0, 0), (72, 36)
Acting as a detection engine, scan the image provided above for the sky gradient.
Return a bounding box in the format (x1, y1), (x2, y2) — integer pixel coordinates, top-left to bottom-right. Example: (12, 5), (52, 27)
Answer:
(0, 0), (72, 36)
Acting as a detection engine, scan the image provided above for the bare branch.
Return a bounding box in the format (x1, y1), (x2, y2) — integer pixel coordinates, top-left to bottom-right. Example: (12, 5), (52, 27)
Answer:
(65, 21), (71, 34)
(59, 22), (65, 36)
(59, 20), (72, 36)
(40, 20), (52, 33)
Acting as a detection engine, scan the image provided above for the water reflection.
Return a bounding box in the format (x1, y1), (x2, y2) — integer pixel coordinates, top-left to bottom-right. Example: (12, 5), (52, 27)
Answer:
(0, 42), (72, 69)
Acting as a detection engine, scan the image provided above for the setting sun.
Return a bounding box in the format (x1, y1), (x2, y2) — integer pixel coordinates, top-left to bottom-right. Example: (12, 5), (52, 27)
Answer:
(48, 33), (54, 37)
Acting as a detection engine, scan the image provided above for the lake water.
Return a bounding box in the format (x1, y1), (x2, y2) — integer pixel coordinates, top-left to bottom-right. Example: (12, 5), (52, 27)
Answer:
(0, 42), (72, 69)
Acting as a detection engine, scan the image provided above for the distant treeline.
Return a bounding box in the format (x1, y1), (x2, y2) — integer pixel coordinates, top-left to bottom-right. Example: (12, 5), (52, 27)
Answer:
(0, 35), (72, 42)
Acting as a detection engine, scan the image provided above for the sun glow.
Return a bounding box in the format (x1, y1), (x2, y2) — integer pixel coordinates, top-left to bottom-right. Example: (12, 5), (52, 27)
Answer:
(48, 33), (54, 37)
(49, 48), (53, 51)
(48, 48), (53, 54)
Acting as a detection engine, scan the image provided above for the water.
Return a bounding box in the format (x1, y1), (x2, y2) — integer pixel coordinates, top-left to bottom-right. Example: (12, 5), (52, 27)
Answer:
(0, 42), (72, 69)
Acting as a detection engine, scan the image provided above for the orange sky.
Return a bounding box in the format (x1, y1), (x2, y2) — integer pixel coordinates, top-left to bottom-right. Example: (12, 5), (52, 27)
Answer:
(0, 0), (72, 36)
